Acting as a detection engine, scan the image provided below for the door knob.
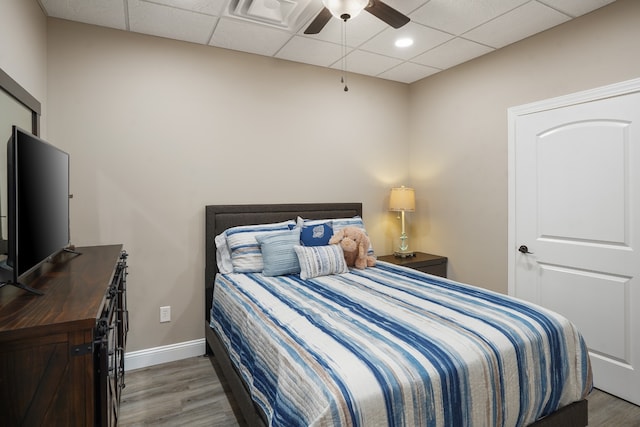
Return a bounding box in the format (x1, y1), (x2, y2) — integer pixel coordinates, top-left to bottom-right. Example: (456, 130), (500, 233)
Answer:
(518, 245), (533, 254)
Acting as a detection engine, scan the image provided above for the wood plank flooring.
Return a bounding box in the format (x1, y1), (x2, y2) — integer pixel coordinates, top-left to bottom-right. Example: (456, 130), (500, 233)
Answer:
(119, 355), (640, 426)
(119, 355), (245, 427)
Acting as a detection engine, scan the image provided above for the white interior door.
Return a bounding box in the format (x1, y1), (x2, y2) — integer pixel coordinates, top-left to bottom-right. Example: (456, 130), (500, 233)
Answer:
(508, 79), (640, 405)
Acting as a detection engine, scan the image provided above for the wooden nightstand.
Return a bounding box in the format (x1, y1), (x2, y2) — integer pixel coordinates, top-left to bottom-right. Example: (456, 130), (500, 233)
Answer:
(378, 252), (448, 278)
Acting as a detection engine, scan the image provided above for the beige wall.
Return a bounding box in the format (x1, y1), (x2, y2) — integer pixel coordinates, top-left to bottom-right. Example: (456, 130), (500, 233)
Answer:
(4, 0), (640, 355)
(46, 20), (410, 352)
(0, 0), (48, 134)
(408, 0), (640, 293)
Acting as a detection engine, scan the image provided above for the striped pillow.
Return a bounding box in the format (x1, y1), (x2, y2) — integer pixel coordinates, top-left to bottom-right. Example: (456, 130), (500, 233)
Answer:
(255, 229), (301, 276)
(293, 244), (349, 280)
(226, 220), (296, 273)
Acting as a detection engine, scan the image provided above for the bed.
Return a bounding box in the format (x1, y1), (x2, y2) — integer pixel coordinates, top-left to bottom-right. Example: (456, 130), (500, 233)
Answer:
(204, 203), (591, 427)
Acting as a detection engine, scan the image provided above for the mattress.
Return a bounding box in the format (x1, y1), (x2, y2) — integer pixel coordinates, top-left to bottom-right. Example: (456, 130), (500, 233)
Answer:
(210, 262), (592, 427)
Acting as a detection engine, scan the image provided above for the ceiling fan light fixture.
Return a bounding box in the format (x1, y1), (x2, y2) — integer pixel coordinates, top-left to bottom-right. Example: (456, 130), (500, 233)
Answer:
(322, 0), (368, 21)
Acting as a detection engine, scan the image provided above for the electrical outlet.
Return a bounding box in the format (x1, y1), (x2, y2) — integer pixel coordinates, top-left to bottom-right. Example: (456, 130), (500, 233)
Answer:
(160, 306), (171, 323)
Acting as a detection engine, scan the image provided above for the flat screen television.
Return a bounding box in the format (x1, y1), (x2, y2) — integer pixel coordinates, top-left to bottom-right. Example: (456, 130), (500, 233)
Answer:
(0, 126), (71, 294)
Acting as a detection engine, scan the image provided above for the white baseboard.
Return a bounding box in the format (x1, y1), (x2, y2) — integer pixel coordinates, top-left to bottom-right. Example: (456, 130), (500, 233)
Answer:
(124, 338), (206, 371)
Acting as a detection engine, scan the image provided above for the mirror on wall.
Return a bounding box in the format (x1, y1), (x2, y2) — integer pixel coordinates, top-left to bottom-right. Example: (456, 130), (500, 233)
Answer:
(0, 67), (41, 257)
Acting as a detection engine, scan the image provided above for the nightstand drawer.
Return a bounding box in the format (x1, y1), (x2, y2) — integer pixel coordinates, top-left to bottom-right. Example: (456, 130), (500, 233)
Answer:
(378, 252), (448, 278)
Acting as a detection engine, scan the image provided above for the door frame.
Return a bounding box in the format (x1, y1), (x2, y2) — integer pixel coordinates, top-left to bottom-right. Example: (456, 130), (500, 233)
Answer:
(507, 77), (640, 296)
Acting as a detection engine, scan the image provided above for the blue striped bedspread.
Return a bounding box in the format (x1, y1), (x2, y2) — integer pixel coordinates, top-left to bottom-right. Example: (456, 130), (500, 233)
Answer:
(210, 262), (592, 427)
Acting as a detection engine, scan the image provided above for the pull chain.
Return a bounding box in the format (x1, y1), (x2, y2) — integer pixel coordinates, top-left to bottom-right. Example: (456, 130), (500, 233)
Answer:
(342, 19), (348, 92)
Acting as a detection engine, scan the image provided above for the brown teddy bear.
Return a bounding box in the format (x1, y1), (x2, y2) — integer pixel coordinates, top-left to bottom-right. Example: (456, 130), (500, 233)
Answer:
(329, 226), (376, 269)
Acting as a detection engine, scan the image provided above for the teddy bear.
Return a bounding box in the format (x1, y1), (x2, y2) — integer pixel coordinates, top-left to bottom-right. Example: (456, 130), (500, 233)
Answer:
(328, 226), (376, 269)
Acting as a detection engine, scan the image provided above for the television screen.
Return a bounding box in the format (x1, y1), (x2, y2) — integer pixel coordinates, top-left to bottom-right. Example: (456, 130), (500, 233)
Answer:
(6, 126), (70, 284)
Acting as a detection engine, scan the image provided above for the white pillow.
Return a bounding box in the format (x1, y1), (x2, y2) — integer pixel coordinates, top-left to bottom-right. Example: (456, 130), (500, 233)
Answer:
(215, 231), (234, 274)
(226, 220), (296, 273)
(293, 244), (348, 280)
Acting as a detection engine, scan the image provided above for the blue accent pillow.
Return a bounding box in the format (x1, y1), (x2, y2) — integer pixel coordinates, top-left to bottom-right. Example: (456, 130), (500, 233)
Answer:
(298, 216), (375, 257)
(255, 228), (301, 276)
(300, 222), (333, 246)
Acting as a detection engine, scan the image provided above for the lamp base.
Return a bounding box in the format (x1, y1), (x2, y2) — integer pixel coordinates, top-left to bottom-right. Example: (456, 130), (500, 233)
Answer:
(393, 250), (415, 258)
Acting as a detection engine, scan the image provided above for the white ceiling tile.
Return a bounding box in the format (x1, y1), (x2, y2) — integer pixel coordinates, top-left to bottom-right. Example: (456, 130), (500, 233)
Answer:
(143, 0), (226, 16)
(412, 37), (494, 69)
(331, 50), (403, 78)
(410, 0), (529, 35)
(40, 0), (127, 30)
(537, 0), (616, 18)
(360, 22), (453, 60)
(382, 0), (428, 16)
(464, 1), (572, 49)
(129, 0), (218, 44)
(276, 36), (344, 67)
(39, 0), (617, 84)
(378, 62), (440, 84)
(211, 18), (293, 56)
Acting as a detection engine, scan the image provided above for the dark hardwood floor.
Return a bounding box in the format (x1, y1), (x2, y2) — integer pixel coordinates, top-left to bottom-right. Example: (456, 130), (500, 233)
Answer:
(119, 356), (640, 426)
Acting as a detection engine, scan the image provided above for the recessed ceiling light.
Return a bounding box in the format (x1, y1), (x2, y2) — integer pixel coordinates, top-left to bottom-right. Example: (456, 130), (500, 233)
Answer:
(395, 38), (414, 48)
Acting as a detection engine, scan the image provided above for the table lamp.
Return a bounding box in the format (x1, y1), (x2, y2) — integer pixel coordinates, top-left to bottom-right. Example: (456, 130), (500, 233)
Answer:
(389, 186), (415, 258)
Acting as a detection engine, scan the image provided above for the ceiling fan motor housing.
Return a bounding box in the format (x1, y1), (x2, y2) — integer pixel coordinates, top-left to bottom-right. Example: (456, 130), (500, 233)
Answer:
(323, 0), (369, 21)
(305, 0), (409, 36)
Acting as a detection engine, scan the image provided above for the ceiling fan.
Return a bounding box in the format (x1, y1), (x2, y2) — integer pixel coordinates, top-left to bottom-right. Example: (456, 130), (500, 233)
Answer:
(304, 0), (410, 35)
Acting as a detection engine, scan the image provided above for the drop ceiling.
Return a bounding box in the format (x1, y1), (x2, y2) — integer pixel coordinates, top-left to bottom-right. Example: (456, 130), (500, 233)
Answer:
(38, 0), (616, 84)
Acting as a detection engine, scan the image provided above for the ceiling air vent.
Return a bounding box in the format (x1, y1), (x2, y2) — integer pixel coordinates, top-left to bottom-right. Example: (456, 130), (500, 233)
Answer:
(226, 0), (317, 31)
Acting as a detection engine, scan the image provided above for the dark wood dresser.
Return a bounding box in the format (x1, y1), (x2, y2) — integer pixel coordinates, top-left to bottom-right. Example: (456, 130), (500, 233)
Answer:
(378, 251), (448, 278)
(0, 245), (128, 426)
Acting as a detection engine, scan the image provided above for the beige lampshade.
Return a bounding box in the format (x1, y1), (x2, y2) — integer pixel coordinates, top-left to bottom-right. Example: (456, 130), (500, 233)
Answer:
(389, 186), (415, 212)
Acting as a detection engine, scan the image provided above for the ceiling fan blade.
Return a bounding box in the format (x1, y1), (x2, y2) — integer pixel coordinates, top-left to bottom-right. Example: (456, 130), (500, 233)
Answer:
(365, 0), (410, 29)
(304, 7), (333, 34)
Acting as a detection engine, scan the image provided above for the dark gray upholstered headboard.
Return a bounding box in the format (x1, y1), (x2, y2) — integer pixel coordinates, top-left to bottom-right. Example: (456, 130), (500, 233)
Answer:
(205, 203), (362, 322)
